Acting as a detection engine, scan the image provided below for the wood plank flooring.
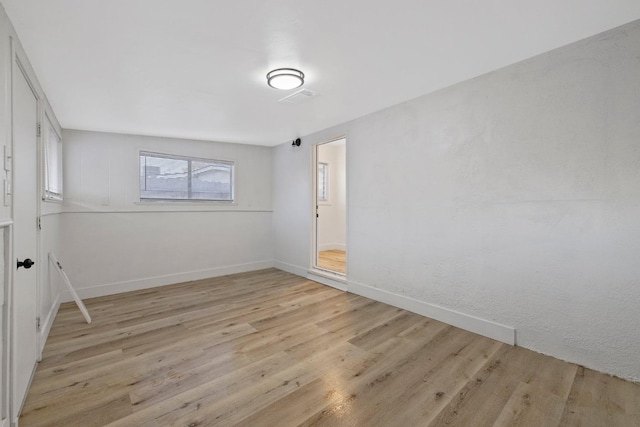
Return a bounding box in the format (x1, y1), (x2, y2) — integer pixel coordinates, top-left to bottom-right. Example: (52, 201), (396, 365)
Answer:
(20, 268), (640, 426)
(317, 249), (346, 274)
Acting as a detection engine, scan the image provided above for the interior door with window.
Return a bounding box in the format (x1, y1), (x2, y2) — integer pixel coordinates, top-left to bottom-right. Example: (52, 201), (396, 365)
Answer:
(12, 53), (39, 418)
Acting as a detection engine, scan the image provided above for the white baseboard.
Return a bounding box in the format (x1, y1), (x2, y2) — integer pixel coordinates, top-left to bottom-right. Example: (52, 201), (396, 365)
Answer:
(58, 257), (514, 346)
(61, 260), (275, 302)
(272, 262), (514, 345)
(347, 280), (516, 345)
(317, 243), (346, 252)
(38, 293), (61, 359)
(273, 262), (348, 291)
(273, 260), (309, 278)
(307, 269), (347, 291)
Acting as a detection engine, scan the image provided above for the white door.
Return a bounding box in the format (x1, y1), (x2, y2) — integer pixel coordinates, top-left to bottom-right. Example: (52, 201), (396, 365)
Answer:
(12, 58), (39, 417)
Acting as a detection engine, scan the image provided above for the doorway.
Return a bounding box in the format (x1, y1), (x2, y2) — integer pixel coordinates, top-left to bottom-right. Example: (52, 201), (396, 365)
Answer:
(314, 138), (346, 275)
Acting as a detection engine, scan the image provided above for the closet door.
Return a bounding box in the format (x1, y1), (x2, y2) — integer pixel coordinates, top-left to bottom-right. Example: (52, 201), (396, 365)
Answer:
(12, 48), (40, 419)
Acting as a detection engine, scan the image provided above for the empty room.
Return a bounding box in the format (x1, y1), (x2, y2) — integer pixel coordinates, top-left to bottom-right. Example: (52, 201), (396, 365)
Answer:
(0, 1), (639, 426)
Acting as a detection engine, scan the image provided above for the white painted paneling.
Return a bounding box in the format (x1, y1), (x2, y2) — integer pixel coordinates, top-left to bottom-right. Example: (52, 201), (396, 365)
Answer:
(0, 7), (10, 221)
(272, 20), (640, 381)
(38, 213), (62, 351)
(38, 102), (65, 357)
(58, 211), (273, 300)
(60, 130), (274, 296)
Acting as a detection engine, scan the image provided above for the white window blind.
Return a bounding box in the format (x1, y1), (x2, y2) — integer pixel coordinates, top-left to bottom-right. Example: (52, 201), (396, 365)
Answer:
(140, 152), (234, 201)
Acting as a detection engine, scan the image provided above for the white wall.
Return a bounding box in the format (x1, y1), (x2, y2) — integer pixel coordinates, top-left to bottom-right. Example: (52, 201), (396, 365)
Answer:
(0, 7), (11, 222)
(60, 130), (274, 299)
(38, 209), (64, 344)
(0, 4), (65, 422)
(272, 19), (640, 381)
(39, 105), (65, 350)
(2, 2), (638, 387)
(272, 143), (314, 277)
(0, 10), (10, 424)
(317, 142), (346, 251)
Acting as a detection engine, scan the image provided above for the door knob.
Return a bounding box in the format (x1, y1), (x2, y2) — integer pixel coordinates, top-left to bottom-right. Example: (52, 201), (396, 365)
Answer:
(17, 258), (34, 269)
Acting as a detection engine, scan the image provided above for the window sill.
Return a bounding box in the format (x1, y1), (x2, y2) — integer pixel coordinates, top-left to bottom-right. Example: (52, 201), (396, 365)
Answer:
(135, 200), (238, 206)
(42, 196), (64, 204)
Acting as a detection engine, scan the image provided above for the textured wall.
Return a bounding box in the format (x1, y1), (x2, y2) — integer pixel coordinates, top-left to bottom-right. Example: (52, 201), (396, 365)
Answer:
(272, 20), (640, 380)
(272, 142), (313, 275)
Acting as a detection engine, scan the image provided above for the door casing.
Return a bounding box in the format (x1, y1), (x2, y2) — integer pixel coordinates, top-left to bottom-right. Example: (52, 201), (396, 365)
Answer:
(311, 136), (348, 278)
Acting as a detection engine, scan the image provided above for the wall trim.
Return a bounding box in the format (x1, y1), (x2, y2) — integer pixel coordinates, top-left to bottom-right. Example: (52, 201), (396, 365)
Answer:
(39, 212), (64, 217)
(38, 293), (61, 360)
(60, 209), (273, 215)
(273, 260), (308, 278)
(60, 260), (274, 302)
(274, 263), (515, 345)
(307, 269), (347, 291)
(347, 280), (516, 345)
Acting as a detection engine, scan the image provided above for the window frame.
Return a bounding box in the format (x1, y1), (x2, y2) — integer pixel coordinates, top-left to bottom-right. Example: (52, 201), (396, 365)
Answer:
(139, 151), (235, 203)
(42, 108), (63, 202)
(318, 162), (329, 202)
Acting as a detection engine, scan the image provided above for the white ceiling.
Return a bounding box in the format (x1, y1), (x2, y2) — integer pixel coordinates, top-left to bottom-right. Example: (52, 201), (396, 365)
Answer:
(2, 1), (640, 146)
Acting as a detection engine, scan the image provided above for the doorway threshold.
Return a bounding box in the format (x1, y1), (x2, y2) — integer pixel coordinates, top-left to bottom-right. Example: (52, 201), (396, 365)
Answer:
(307, 268), (347, 291)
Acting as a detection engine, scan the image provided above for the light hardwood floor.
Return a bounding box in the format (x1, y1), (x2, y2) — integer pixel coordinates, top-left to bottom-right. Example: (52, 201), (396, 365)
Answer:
(317, 249), (346, 274)
(21, 269), (640, 426)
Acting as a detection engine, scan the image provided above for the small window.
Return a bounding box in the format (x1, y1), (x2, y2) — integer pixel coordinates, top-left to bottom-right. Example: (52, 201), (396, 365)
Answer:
(140, 152), (234, 201)
(318, 162), (329, 202)
(43, 117), (63, 201)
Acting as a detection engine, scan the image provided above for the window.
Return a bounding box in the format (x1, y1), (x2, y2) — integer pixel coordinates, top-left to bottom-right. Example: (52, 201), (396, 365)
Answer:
(139, 152), (234, 201)
(43, 116), (63, 201)
(318, 162), (328, 201)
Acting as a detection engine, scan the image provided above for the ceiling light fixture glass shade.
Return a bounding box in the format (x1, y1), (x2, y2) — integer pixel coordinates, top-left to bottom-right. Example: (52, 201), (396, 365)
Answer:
(267, 68), (305, 90)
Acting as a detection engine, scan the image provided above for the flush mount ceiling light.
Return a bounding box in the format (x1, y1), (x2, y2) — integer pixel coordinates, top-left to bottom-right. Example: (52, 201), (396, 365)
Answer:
(266, 68), (305, 90)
